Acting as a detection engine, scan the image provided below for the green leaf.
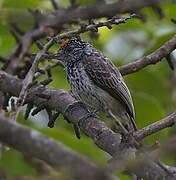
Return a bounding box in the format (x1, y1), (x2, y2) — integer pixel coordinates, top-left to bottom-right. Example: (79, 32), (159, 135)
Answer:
(126, 63), (172, 114)
(0, 149), (36, 177)
(3, 0), (42, 8)
(77, 0), (96, 5)
(37, 126), (108, 163)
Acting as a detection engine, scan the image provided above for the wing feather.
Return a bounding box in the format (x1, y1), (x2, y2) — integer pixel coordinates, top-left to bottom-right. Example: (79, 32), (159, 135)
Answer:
(83, 50), (135, 120)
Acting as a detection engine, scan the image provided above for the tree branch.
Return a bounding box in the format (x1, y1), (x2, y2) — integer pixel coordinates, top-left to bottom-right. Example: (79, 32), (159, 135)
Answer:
(0, 116), (118, 180)
(4, 0), (165, 72)
(0, 70), (175, 180)
(119, 35), (176, 75)
(21, 33), (176, 83)
(134, 112), (176, 140)
(1, 1), (175, 179)
(51, 0), (164, 28)
(14, 38), (55, 120)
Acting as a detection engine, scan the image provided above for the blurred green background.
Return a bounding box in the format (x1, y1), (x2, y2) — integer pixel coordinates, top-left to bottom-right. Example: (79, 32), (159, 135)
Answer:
(0, 0), (176, 179)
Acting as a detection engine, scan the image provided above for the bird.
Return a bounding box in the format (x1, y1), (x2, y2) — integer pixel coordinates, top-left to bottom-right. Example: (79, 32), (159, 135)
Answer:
(53, 38), (137, 134)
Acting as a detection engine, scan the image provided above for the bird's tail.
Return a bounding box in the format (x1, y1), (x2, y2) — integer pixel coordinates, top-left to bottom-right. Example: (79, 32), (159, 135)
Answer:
(130, 116), (137, 131)
(123, 112), (137, 132)
(108, 110), (137, 134)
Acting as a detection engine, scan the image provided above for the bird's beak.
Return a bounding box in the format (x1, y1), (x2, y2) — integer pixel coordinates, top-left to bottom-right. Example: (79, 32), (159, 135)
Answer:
(48, 53), (65, 61)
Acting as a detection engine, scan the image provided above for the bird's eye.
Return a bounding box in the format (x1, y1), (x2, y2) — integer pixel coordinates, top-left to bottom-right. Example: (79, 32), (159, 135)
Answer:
(65, 45), (74, 52)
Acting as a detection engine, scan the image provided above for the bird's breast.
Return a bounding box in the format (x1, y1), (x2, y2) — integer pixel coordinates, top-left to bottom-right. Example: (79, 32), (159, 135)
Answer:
(65, 63), (105, 110)
(64, 63), (128, 118)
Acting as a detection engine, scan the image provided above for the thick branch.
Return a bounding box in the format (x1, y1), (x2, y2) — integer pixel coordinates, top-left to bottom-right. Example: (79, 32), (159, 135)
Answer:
(0, 70), (122, 155)
(119, 35), (176, 75)
(4, 0), (165, 72)
(0, 70), (175, 180)
(50, 0), (163, 28)
(4, 15), (135, 74)
(15, 38), (55, 119)
(0, 116), (118, 180)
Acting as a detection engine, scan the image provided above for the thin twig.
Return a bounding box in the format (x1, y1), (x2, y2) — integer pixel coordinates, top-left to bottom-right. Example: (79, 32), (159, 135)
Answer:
(4, 0), (164, 72)
(53, 14), (138, 42)
(0, 56), (7, 63)
(25, 14), (136, 81)
(10, 29), (20, 43)
(50, 0), (59, 9)
(35, 61), (64, 78)
(134, 112), (176, 140)
(10, 23), (25, 35)
(119, 35), (176, 76)
(13, 39), (55, 120)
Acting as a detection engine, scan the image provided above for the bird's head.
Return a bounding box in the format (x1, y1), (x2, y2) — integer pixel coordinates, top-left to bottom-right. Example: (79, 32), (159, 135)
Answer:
(60, 38), (87, 54)
(52, 38), (88, 64)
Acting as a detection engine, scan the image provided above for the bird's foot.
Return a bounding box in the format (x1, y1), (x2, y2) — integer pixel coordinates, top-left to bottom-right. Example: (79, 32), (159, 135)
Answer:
(107, 110), (129, 136)
(87, 110), (99, 119)
(78, 110), (99, 126)
(73, 124), (81, 139)
(122, 131), (141, 149)
(63, 101), (86, 139)
(107, 110), (140, 148)
(63, 101), (85, 123)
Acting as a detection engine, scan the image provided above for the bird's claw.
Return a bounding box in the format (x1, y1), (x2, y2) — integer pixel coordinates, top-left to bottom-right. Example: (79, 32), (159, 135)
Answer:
(63, 101), (85, 123)
(78, 110), (99, 126)
(63, 101), (85, 139)
(73, 124), (81, 139)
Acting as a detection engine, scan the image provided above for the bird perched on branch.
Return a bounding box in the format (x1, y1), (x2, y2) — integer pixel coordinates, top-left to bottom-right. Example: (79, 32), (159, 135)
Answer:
(53, 38), (137, 134)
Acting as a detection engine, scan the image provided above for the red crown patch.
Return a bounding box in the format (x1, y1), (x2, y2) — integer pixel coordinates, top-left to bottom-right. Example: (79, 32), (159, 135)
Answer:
(60, 40), (70, 49)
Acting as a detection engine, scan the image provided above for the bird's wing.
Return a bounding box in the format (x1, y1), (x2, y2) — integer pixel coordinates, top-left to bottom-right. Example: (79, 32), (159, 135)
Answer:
(83, 51), (135, 120)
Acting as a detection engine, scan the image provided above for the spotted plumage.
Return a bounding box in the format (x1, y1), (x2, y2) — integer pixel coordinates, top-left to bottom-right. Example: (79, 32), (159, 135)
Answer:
(54, 38), (137, 131)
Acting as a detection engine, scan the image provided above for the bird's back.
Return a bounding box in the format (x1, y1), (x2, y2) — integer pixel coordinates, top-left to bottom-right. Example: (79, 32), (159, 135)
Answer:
(82, 44), (136, 130)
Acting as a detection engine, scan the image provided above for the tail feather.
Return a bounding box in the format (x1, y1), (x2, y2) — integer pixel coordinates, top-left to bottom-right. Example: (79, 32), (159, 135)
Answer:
(130, 116), (137, 131)
(124, 112), (137, 131)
